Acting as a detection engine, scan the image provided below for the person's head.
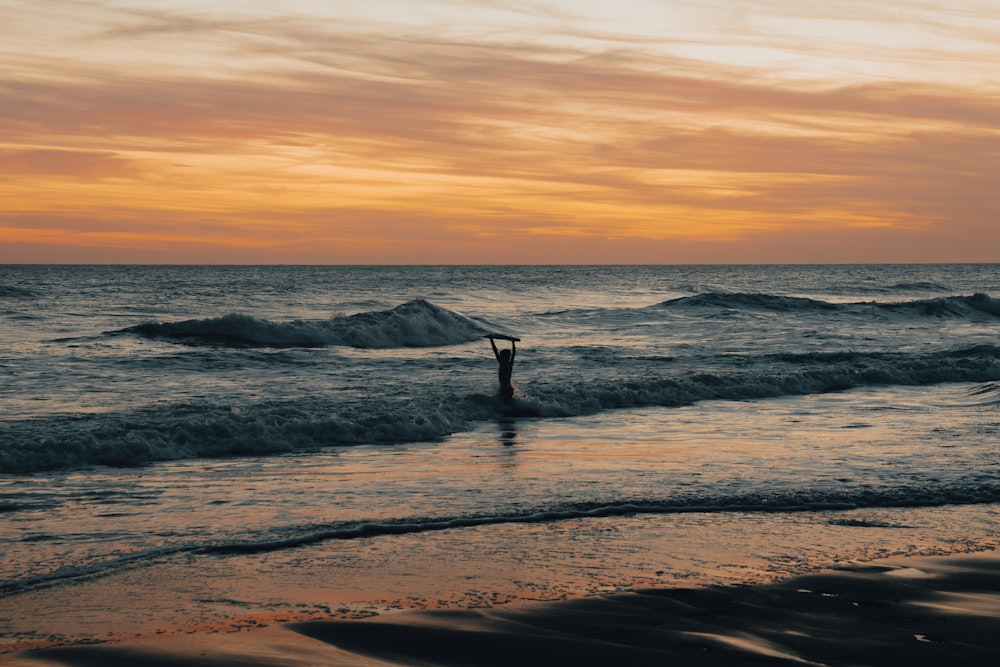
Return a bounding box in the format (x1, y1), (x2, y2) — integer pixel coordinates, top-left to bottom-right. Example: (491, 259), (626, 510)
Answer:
(498, 349), (511, 362)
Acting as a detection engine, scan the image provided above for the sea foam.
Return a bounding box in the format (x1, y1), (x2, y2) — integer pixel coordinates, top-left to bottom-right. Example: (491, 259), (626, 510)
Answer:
(3, 345), (999, 474)
(120, 299), (485, 348)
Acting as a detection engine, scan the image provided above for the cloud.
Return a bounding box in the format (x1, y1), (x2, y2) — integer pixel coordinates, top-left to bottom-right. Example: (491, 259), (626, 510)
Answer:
(1, 1), (999, 262)
(0, 149), (138, 178)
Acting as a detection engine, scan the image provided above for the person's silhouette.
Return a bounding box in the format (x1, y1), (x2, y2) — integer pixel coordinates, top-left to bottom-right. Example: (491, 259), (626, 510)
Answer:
(489, 336), (516, 403)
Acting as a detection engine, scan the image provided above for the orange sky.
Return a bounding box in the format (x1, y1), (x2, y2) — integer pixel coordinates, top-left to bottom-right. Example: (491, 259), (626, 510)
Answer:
(2, 0), (999, 263)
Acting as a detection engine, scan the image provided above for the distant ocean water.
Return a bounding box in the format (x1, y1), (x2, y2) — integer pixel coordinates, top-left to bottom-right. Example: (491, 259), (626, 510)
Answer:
(2, 264), (1000, 620)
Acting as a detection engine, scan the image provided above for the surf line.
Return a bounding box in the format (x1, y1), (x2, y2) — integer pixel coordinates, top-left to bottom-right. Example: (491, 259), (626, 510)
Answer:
(196, 500), (879, 557)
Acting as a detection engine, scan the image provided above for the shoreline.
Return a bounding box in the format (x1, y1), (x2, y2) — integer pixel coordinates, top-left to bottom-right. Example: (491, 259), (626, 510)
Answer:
(11, 549), (1000, 666)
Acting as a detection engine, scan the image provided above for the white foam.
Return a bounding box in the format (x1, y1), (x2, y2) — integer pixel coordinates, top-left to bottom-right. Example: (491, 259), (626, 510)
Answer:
(123, 299), (485, 348)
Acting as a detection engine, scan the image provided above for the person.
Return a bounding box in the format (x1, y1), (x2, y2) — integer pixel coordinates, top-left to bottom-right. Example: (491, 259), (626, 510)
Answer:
(489, 336), (516, 403)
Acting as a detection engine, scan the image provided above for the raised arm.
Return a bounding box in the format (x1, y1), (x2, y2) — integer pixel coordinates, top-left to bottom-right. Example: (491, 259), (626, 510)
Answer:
(510, 340), (516, 362)
(489, 336), (500, 360)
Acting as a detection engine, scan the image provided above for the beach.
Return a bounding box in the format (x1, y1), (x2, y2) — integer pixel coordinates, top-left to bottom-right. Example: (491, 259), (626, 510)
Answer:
(2, 264), (999, 665)
(8, 550), (1000, 666)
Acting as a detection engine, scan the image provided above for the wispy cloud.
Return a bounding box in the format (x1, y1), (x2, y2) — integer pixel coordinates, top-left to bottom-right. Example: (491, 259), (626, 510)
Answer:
(1, 0), (998, 262)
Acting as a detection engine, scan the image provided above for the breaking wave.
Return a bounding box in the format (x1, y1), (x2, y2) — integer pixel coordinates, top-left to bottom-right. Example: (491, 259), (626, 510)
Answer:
(657, 292), (1000, 319)
(874, 292), (1000, 318)
(3, 345), (999, 474)
(0, 398), (479, 474)
(118, 299), (486, 349)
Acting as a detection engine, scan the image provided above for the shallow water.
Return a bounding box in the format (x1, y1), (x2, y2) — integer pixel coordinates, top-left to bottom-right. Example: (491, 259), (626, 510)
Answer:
(3, 390), (1000, 645)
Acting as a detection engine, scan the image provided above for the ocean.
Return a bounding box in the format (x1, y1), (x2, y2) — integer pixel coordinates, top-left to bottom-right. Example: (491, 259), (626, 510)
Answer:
(2, 264), (1000, 648)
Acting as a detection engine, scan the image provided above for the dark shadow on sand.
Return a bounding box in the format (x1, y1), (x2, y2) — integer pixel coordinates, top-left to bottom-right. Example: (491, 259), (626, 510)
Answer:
(290, 555), (1000, 667)
(23, 556), (1000, 667)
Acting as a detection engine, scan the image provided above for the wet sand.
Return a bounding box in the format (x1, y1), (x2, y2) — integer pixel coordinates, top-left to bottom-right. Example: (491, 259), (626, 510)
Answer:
(13, 551), (1000, 667)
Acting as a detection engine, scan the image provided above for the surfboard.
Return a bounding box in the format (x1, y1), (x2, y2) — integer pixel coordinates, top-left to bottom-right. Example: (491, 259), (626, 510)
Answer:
(485, 333), (521, 342)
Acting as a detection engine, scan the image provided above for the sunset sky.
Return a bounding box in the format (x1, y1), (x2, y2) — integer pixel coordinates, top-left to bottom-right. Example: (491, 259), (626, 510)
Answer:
(2, 0), (999, 263)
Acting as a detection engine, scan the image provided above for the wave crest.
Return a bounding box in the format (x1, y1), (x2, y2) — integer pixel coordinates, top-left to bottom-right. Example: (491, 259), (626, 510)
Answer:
(4, 345), (999, 474)
(657, 292), (1000, 320)
(120, 299), (485, 349)
(876, 293), (1000, 318)
(659, 292), (840, 312)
